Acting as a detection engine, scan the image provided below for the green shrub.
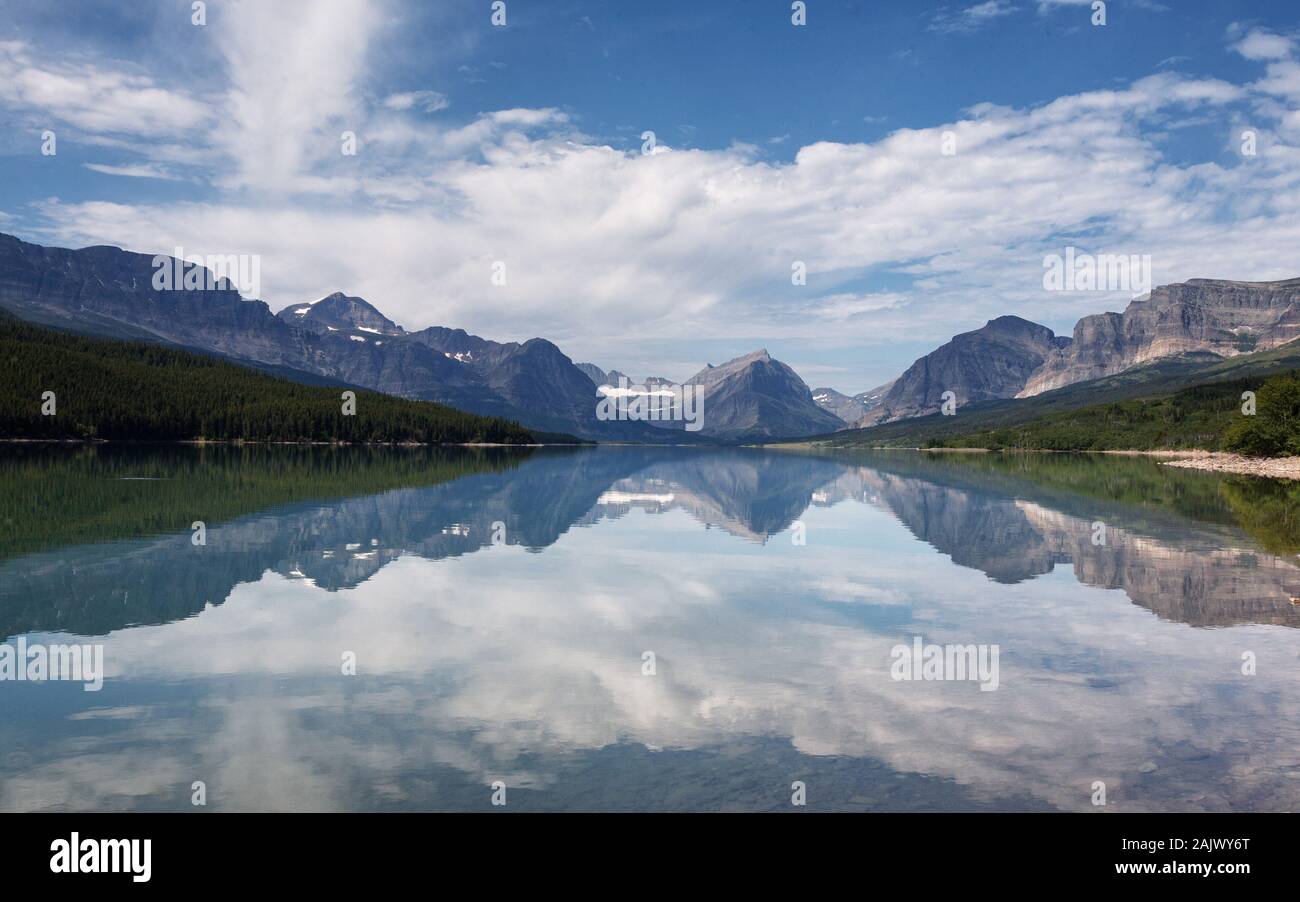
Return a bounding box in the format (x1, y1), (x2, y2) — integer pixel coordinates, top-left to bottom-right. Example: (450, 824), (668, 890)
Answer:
(1223, 373), (1300, 457)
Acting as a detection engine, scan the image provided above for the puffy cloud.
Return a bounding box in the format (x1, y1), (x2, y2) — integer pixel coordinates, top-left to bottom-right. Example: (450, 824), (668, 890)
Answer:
(38, 68), (1298, 364)
(1232, 28), (1295, 62)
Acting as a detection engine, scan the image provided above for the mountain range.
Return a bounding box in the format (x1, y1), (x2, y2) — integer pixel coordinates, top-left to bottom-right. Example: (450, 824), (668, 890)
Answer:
(580, 350), (845, 440)
(820, 380), (897, 421)
(819, 278), (1300, 429)
(1, 231), (1297, 443)
(0, 233), (833, 442)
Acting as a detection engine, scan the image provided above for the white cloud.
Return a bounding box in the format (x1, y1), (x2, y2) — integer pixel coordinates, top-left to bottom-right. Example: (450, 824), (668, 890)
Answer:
(1231, 29), (1295, 62)
(35, 65), (1300, 371)
(0, 41), (210, 137)
(1036, 0), (1170, 11)
(383, 90), (450, 113)
(212, 0), (383, 193)
(83, 162), (183, 181)
(5, 16), (1299, 380)
(930, 2), (1018, 35)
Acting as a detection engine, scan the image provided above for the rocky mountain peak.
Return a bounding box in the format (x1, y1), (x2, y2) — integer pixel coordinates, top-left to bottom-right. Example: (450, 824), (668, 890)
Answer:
(862, 317), (1067, 425)
(688, 349), (775, 386)
(277, 292), (405, 337)
(682, 349), (844, 439)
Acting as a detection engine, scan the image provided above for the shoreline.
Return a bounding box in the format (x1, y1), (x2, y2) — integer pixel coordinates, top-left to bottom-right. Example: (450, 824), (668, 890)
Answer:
(6, 437), (1298, 479)
(1153, 450), (1300, 479)
(777, 442), (1300, 480)
(0, 438), (551, 448)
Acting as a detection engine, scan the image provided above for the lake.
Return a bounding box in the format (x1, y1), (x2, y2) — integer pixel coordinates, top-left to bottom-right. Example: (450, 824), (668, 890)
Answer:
(1, 445), (1297, 811)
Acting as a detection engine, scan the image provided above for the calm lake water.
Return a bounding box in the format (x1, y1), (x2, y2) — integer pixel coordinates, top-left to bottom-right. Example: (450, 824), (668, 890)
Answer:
(1, 445), (1297, 812)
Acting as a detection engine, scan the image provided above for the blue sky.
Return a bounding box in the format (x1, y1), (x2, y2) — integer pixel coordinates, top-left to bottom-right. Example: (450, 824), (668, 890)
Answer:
(1, 0), (1298, 392)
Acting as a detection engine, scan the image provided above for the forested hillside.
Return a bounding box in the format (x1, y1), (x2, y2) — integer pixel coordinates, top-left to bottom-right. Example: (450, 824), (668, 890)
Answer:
(910, 372), (1300, 454)
(0, 314), (535, 444)
(813, 337), (1300, 455)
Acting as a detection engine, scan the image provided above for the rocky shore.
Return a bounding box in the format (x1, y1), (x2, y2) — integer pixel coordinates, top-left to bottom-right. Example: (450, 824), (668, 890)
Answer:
(1158, 451), (1300, 480)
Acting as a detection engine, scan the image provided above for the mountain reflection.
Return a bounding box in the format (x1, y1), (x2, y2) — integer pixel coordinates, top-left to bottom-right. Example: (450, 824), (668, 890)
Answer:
(3, 445), (1300, 813)
(1, 446), (1295, 637)
(841, 452), (1300, 628)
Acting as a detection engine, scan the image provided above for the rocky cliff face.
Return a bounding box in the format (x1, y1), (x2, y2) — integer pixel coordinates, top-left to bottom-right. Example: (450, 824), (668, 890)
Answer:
(852, 380), (896, 421)
(1019, 278), (1300, 396)
(864, 316), (1069, 424)
(409, 329), (613, 435)
(572, 355), (845, 440)
(847, 278), (1300, 427)
(0, 233), (309, 368)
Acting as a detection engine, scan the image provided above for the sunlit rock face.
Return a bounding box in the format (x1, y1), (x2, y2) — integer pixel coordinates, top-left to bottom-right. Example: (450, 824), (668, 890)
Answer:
(1020, 278), (1300, 396)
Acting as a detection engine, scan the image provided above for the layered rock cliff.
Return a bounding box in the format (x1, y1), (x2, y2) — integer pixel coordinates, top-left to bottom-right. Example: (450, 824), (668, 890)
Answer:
(1019, 278), (1300, 396)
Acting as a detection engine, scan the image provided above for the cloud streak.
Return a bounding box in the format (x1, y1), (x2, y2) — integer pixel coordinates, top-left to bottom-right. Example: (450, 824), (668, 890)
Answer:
(929, 2), (1018, 35)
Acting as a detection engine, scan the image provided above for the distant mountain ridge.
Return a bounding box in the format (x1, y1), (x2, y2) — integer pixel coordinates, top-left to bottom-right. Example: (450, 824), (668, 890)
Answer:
(811, 387), (869, 424)
(0, 232), (670, 440)
(579, 350), (846, 439)
(835, 279), (1300, 427)
(0, 233), (830, 442)
(6, 232), (1295, 441)
(812, 335), (1300, 450)
(0, 312), (532, 444)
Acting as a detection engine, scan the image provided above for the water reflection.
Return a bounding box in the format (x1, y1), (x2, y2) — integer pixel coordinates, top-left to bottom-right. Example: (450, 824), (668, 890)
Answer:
(0, 446), (1296, 811)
